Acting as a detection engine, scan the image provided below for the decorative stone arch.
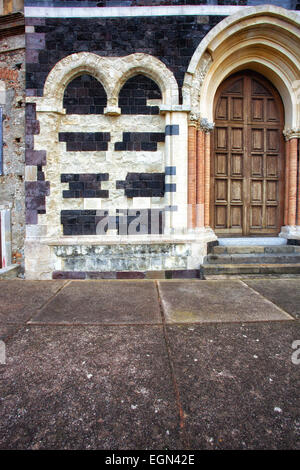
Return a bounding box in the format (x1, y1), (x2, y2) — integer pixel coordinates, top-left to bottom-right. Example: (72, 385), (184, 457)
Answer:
(42, 52), (112, 113)
(183, 5), (300, 132)
(183, 6), (300, 235)
(41, 52), (179, 113)
(112, 53), (179, 110)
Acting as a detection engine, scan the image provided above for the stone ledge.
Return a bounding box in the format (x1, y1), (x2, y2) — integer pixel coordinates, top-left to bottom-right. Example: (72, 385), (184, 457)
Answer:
(0, 264), (20, 279)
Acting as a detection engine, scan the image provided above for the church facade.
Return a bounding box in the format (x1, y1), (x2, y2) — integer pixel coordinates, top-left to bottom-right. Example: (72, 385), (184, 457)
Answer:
(21, 1), (300, 279)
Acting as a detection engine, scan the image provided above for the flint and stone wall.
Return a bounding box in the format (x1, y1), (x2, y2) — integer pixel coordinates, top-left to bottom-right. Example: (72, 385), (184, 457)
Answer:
(0, 30), (25, 272)
(24, 3), (300, 279)
(24, 7), (222, 279)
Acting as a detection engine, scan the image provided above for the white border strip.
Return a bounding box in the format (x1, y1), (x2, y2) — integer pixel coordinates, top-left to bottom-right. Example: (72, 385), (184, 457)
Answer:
(25, 5), (252, 18)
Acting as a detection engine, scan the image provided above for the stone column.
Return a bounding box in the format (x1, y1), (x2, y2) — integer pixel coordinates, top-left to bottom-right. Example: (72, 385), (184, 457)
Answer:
(188, 117), (197, 229)
(199, 119), (214, 228)
(280, 129), (300, 240)
(284, 140), (290, 226)
(196, 127), (205, 228)
(288, 138), (298, 226)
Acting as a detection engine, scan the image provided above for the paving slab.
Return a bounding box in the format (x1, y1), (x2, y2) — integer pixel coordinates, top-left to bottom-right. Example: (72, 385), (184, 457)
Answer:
(0, 325), (180, 450)
(167, 322), (300, 449)
(0, 323), (23, 342)
(244, 279), (300, 319)
(158, 280), (292, 323)
(30, 281), (161, 324)
(0, 280), (67, 324)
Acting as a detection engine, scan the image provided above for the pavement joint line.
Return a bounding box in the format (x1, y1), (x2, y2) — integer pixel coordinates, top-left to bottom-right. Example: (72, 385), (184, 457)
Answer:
(238, 280), (296, 321)
(163, 319), (299, 326)
(155, 280), (190, 449)
(0, 324), (25, 344)
(25, 322), (163, 327)
(26, 280), (71, 324)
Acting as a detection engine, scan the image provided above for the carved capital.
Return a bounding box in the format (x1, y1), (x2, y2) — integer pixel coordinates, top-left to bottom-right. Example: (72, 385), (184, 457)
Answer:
(199, 118), (215, 133)
(283, 128), (300, 140)
(188, 112), (200, 128)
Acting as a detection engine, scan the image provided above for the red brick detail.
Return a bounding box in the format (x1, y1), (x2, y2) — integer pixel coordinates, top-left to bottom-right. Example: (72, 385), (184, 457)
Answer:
(0, 68), (18, 81)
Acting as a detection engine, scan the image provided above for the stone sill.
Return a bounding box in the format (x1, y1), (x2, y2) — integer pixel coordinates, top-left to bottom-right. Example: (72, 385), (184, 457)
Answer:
(27, 229), (216, 246)
(0, 264), (20, 279)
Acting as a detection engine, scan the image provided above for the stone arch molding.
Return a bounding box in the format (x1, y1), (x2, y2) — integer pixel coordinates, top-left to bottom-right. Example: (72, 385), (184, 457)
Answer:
(40, 52), (179, 113)
(183, 6), (300, 135)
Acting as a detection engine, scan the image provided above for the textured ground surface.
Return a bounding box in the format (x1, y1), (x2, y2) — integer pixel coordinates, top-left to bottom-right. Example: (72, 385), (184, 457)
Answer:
(0, 279), (299, 449)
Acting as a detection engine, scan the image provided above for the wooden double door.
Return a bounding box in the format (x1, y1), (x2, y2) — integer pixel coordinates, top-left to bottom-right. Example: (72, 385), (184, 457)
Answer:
(211, 71), (285, 236)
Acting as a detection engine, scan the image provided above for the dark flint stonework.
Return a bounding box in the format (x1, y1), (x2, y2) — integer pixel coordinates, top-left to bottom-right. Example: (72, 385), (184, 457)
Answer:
(26, 16), (223, 100)
(51, 269), (201, 280)
(59, 132), (110, 151)
(116, 172), (165, 198)
(61, 173), (109, 198)
(25, 150), (47, 166)
(61, 208), (164, 235)
(25, 101), (49, 224)
(165, 124), (180, 136)
(63, 74), (107, 114)
(119, 74), (161, 115)
(115, 132), (165, 152)
(287, 239), (300, 246)
(52, 271), (86, 280)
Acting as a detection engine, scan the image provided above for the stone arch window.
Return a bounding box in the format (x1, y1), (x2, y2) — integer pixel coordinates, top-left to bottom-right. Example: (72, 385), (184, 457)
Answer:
(63, 74), (107, 115)
(118, 74), (162, 115)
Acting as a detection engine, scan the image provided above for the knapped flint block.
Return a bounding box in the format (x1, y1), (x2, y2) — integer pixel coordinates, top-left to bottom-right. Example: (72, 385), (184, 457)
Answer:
(26, 120), (40, 135)
(25, 196), (46, 211)
(116, 272), (146, 279)
(25, 103), (37, 121)
(52, 271), (86, 280)
(25, 181), (50, 197)
(26, 209), (38, 225)
(26, 150), (47, 166)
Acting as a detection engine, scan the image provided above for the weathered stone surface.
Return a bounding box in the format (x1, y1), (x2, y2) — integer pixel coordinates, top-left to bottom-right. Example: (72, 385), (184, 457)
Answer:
(166, 321), (300, 449)
(0, 43), (25, 268)
(158, 280), (292, 323)
(26, 15), (222, 97)
(0, 325), (180, 449)
(245, 279), (300, 319)
(0, 280), (67, 324)
(30, 280), (162, 324)
(53, 243), (191, 272)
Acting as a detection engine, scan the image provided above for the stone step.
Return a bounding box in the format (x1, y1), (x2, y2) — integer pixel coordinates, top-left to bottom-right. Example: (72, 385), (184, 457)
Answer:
(201, 263), (300, 276)
(0, 264), (20, 279)
(205, 253), (300, 264)
(217, 237), (287, 246)
(211, 245), (300, 255)
(204, 274), (300, 280)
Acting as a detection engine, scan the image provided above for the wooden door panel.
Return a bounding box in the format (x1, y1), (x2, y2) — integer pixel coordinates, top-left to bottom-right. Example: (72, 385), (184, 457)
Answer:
(267, 129), (280, 151)
(211, 71), (284, 235)
(231, 154), (243, 177)
(231, 206), (243, 228)
(231, 128), (243, 150)
(251, 129), (264, 152)
(231, 98), (243, 121)
(251, 180), (263, 204)
(250, 206), (263, 229)
(216, 128), (228, 150)
(251, 155), (263, 177)
(267, 99), (280, 122)
(231, 180), (243, 203)
(266, 206), (277, 228)
(216, 97), (228, 120)
(252, 99), (264, 121)
(215, 179), (227, 202)
(215, 205), (227, 228)
(215, 153), (227, 176)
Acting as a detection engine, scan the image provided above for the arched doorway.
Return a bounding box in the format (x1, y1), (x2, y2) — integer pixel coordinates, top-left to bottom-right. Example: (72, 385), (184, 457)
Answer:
(211, 71), (285, 236)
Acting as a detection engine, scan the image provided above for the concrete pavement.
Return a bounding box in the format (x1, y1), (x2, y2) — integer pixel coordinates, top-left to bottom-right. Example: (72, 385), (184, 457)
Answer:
(0, 279), (299, 449)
